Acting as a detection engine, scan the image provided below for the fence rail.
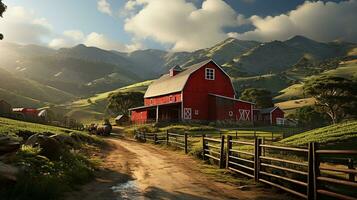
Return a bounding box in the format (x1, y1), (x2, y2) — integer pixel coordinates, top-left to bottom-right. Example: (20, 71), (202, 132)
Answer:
(202, 134), (225, 168)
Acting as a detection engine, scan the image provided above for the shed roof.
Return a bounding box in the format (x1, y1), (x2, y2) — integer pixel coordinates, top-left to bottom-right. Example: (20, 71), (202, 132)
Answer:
(259, 107), (278, 114)
(144, 59), (214, 98)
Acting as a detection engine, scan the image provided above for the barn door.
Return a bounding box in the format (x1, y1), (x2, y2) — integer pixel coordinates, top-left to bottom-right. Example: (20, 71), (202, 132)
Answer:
(184, 108), (192, 120)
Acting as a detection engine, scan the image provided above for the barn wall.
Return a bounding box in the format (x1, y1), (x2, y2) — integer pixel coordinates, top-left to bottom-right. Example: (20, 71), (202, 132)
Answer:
(271, 108), (284, 125)
(183, 62), (235, 121)
(144, 92), (182, 106)
(131, 109), (148, 124)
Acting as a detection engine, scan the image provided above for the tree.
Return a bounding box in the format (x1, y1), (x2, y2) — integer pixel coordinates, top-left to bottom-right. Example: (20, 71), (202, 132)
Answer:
(304, 76), (357, 124)
(0, 0), (7, 40)
(288, 106), (328, 128)
(106, 92), (143, 116)
(240, 88), (274, 108)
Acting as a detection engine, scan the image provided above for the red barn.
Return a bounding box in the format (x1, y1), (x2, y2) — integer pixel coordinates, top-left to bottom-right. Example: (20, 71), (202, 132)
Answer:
(129, 60), (255, 124)
(12, 108), (40, 121)
(253, 107), (285, 125)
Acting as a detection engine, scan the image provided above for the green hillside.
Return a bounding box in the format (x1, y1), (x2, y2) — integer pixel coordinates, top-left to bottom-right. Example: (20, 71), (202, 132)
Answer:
(233, 73), (291, 95)
(0, 68), (75, 107)
(59, 80), (152, 123)
(281, 120), (357, 147)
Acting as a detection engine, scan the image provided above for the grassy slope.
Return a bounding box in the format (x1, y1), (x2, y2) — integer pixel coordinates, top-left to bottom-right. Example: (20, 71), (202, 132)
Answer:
(281, 121), (357, 147)
(274, 59), (357, 114)
(0, 117), (101, 142)
(61, 80), (152, 123)
(0, 68), (76, 107)
(233, 73), (290, 94)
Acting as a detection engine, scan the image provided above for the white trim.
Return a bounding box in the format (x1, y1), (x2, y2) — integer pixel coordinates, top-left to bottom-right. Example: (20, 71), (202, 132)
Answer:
(205, 68), (215, 80)
(269, 107), (278, 114)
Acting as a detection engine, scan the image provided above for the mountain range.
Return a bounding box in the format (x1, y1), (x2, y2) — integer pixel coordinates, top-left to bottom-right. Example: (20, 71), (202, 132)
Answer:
(0, 35), (355, 108)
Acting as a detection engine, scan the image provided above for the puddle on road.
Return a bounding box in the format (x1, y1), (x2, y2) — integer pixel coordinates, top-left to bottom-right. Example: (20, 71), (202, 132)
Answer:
(111, 180), (145, 200)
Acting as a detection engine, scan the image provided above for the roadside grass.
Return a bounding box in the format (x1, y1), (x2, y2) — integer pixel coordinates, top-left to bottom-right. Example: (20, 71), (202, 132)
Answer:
(0, 117), (104, 200)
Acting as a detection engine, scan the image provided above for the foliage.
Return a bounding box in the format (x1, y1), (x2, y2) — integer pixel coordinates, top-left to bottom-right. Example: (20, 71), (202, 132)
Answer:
(106, 92), (143, 116)
(0, 117), (103, 200)
(304, 76), (357, 124)
(240, 88), (274, 108)
(0, 0), (5, 17)
(2, 146), (94, 200)
(281, 120), (357, 146)
(0, 0), (6, 40)
(288, 105), (329, 128)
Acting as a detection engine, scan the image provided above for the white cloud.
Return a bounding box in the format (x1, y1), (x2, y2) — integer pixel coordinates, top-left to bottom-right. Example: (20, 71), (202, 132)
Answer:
(235, 0), (357, 42)
(0, 6), (53, 44)
(84, 32), (127, 51)
(49, 30), (137, 52)
(63, 30), (85, 41)
(124, 0), (244, 51)
(97, 0), (112, 16)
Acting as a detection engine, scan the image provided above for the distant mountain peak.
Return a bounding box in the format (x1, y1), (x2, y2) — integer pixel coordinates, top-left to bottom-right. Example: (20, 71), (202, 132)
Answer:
(73, 44), (87, 49)
(285, 35), (317, 44)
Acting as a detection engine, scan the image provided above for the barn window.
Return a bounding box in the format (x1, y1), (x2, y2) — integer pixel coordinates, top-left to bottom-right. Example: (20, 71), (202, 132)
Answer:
(169, 95), (174, 102)
(194, 109), (199, 115)
(205, 68), (215, 80)
(150, 99), (153, 105)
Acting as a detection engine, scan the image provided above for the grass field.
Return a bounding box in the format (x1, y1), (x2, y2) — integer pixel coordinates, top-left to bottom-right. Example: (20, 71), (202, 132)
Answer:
(275, 97), (315, 116)
(281, 120), (357, 147)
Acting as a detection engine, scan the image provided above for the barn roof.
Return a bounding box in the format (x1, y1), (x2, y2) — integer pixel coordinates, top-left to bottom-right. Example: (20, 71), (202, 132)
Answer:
(144, 59), (217, 98)
(208, 94), (254, 104)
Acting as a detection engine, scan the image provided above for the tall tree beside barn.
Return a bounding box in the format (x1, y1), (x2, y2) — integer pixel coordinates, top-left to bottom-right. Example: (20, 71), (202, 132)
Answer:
(107, 92), (143, 116)
(240, 88), (274, 109)
(304, 76), (357, 124)
(0, 0), (6, 40)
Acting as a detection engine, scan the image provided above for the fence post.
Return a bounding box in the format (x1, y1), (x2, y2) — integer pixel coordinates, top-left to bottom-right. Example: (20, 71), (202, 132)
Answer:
(202, 134), (206, 160)
(219, 135), (225, 169)
(271, 132), (274, 141)
(226, 135), (232, 169)
(308, 142), (318, 200)
(143, 132), (146, 142)
(254, 130), (256, 138)
(166, 130), (169, 146)
(348, 159), (355, 181)
(154, 133), (157, 144)
(184, 132), (188, 154)
(235, 130), (238, 139)
(261, 137), (265, 156)
(254, 138), (262, 182)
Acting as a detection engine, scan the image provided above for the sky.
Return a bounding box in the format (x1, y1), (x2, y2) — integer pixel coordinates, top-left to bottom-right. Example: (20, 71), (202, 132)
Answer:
(0, 0), (356, 52)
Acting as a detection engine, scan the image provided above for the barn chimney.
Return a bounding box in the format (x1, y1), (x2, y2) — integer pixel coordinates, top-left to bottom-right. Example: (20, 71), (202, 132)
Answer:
(169, 65), (182, 76)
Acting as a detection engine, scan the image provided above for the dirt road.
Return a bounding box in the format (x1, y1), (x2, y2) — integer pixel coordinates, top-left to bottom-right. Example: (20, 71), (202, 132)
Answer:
(67, 138), (291, 200)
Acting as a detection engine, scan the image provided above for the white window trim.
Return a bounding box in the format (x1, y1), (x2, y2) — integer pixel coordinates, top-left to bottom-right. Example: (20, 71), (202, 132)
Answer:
(205, 68), (215, 80)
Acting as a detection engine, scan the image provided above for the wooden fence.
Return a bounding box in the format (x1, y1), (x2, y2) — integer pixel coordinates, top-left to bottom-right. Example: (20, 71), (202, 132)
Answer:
(224, 136), (357, 200)
(136, 131), (190, 154)
(202, 135), (225, 168)
(135, 132), (357, 199)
